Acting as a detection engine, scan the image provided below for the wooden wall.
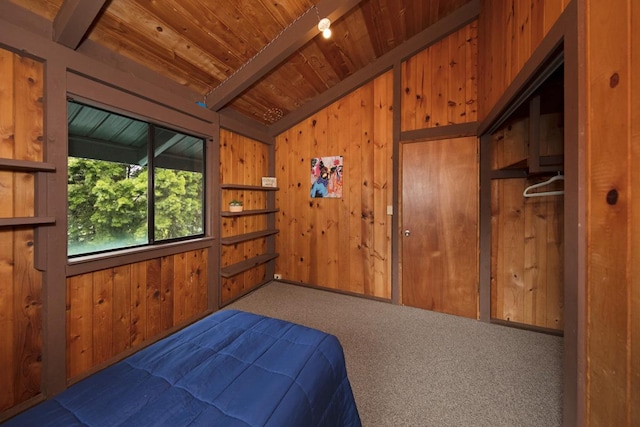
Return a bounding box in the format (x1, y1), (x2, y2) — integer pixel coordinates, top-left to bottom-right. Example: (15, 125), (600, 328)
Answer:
(585, 0), (640, 425)
(219, 130), (269, 304)
(66, 249), (208, 380)
(478, 0), (568, 119)
(402, 21), (478, 130)
(0, 49), (44, 411)
(275, 71), (393, 299)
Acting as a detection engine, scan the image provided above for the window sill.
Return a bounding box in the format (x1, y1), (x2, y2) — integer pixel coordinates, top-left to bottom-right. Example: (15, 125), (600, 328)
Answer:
(66, 236), (215, 277)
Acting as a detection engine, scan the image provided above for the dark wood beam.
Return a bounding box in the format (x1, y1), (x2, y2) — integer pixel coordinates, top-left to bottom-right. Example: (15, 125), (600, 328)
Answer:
(53, 0), (107, 50)
(0, 2), (215, 124)
(400, 122), (479, 143)
(268, 0), (481, 136)
(391, 61), (402, 306)
(0, 1), (52, 40)
(207, 0), (364, 112)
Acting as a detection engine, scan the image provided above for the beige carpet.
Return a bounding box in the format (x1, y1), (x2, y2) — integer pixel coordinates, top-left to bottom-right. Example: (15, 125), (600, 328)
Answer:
(228, 281), (563, 427)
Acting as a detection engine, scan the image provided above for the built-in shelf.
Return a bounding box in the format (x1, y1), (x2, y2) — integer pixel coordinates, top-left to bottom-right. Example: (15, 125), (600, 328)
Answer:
(0, 217), (56, 227)
(221, 208), (279, 217)
(220, 180), (279, 304)
(221, 184), (278, 191)
(0, 159), (56, 228)
(220, 253), (279, 278)
(496, 155), (564, 174)
(220, 229), (279, 245)
(0, 158), (56, 172)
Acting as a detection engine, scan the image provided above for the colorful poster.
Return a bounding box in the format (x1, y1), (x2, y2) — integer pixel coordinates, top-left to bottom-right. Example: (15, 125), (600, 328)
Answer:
(310, 156), (343, 198)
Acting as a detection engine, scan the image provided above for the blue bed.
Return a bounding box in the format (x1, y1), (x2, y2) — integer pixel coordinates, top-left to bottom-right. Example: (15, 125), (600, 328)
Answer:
(3, 310), (361, 426)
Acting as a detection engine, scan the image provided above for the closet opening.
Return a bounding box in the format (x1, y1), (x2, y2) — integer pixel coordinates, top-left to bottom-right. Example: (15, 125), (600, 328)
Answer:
(481, 50), (565, 335)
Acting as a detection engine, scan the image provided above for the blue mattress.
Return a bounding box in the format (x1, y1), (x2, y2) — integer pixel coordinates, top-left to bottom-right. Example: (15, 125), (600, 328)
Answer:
(3, 310), (361, 427)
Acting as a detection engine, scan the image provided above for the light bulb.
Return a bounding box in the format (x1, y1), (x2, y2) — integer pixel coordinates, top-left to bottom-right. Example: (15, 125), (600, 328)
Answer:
(322, 28), (332, 39)
(318, 18), (331, 32)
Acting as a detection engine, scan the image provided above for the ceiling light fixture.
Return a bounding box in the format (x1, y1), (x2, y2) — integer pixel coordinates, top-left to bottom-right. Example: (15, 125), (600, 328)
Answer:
(318, 17), (332, 39)
(198, 5), (332, 109)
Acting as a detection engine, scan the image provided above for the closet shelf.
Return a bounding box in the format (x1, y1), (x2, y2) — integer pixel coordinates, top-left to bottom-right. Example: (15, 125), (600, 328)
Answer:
(495, 155), (564, 173)
(221, 208), (279, 217)
(220, 229), (279, 245)
(0, 217), (56, 227)
(221, 184), (278, 191)
(220, 253), (279, 278)
(0, 158), (56, 172)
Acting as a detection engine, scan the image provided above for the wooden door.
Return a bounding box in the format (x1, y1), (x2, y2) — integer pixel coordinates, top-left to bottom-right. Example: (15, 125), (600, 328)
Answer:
(401, 137), (478, 318)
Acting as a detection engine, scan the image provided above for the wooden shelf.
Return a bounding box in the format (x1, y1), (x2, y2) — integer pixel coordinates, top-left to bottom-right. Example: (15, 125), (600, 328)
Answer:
(0, 217), (56, 227)
(221, 208), (279, 217)
(220, 229), (279, 245)
(494, 155), (564, 174)
(221, 184), (278, 191)
(220, 253), (279, 278)
(0, 158), (56, 172)
(219, 180), (279, 297)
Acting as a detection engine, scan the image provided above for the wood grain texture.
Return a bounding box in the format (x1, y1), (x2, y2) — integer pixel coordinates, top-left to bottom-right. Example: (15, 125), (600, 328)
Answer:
(11, 54), (43, 404)
(0, 48), (44, 411)
(478, 0), (568, 120)
(632, 3), (640, 424)
(66, 250), (208, 379)
(491, 177), (563, 330)
(487, 80), (562, 335)
(401, 137), (478, 319)
(219, 129), (271, 304)
(372, 71), (393, 297)
(230, 0), (473, 123)
(11, 0), (474, 124)
(129, 261), (147, 347)
(491, 117), (529, 170)
(0, 49), (16, 411)
(92, 269), (113, 366)
(586, 0), (637, 424)
(275, 72), (393, 299)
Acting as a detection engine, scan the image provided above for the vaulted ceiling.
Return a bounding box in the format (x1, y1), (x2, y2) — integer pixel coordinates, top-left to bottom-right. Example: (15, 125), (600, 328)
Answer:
(9, 0), (474, 128)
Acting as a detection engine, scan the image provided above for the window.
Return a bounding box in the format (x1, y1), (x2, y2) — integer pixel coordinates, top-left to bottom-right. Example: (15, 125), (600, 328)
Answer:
(67, 100), (205, 257)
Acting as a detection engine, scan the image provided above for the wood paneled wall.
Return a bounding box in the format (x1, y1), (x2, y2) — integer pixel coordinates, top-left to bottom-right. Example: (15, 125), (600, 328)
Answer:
(275, 71), (393, 299)
(478, 0), (568, 119)
(66, 249), (208, 379)
(219, 130), (270, 303)
(0, 49), (44, 411)
(585, 0), (639, 425)
(402, 21), (478, 130)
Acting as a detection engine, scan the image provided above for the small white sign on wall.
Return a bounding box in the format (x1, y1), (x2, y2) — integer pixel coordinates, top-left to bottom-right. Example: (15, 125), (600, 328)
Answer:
(261, 177), (277, 188)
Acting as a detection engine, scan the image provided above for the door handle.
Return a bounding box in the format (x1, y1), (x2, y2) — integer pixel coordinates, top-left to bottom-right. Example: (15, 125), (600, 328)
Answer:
(404, 229), (410, 237)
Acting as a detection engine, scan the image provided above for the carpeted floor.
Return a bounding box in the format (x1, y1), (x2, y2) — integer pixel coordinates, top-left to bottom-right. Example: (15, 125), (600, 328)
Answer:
(228, 281), (563, 427)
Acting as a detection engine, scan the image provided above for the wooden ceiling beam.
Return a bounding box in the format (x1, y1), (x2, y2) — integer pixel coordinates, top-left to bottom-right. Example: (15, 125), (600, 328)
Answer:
(268, 0), (481, 136)
(207, 0), (364, 112)
(53, 0), (107, 50)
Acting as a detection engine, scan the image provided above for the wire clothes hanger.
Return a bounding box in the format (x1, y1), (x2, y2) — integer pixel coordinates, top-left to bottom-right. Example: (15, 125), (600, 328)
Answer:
(523, 173), (564, 198)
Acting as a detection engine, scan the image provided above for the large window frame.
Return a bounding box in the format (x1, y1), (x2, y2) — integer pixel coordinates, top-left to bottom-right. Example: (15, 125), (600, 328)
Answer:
(65, 73), (216, 271)
(68, 100), (206, 257)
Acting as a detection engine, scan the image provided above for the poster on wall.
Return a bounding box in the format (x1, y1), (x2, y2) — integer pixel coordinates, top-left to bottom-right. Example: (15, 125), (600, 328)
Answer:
(310, 156), (343, 198)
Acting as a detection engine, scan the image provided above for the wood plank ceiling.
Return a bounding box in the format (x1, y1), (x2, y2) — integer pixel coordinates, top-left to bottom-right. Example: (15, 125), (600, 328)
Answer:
(9, 0), (473, 126)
